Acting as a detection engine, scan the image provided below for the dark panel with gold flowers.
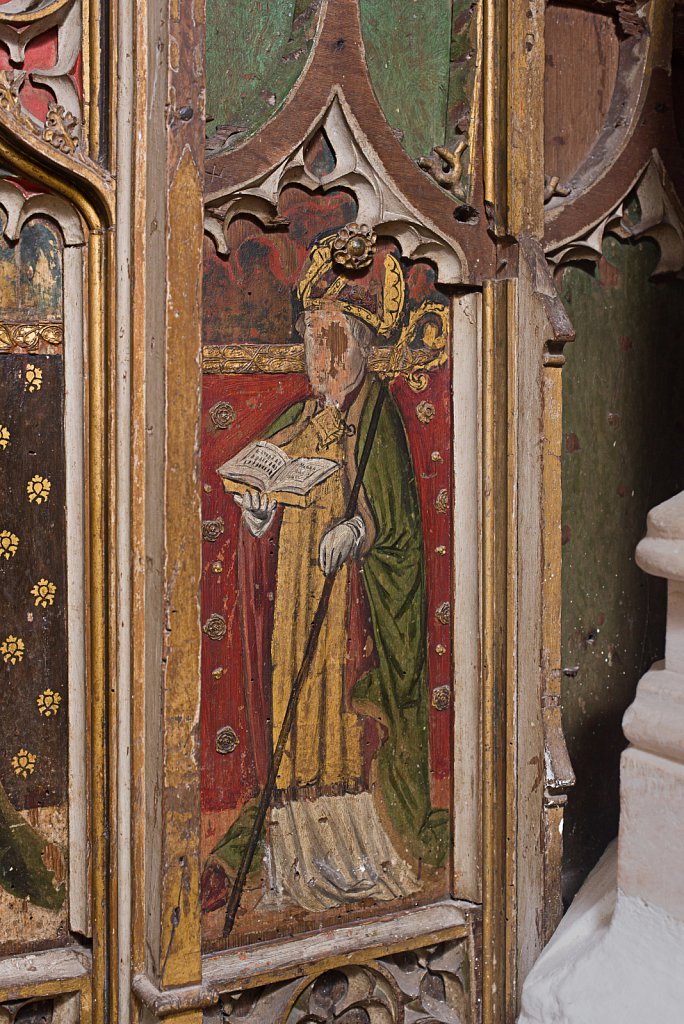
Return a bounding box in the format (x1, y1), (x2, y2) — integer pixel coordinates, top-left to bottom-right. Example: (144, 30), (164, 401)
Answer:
(0, 353), (68, 811)
(0, 210), (68, 951)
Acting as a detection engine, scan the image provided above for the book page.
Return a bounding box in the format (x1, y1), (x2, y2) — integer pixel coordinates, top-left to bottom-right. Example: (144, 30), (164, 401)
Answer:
(219, 440), (289, 491)
(274, 456), (339, 495)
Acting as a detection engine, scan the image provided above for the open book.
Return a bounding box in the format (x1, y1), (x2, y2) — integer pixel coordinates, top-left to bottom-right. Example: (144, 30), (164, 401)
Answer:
(217, 440), (341, 508)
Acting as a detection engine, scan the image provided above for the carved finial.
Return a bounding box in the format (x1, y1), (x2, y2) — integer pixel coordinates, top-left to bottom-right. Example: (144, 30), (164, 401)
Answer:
(0, 69), (23, 111)
(417, 140), (468, 199)
(0, 69), (36, 135)
(544, 175), (571, 204)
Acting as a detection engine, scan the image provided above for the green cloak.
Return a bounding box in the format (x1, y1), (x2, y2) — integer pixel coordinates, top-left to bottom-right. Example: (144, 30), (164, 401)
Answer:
(0, 783), (65, 910)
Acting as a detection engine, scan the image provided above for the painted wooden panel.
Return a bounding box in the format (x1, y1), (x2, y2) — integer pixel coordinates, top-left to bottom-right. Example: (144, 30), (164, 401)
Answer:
(205, 0), (321, 147)
(0, 353), (69, 948)
(199, 187), (455, 950)
(0, 997), (56, 1023)
(560, 235), (684, 900)
(0, 205), (68, 953)
(360, 0), (453, 159)
(0, 215), (62, 323)
(446, 1), (480, 149)
(544, 5), (620, 187)
(0, 353), (68, 812)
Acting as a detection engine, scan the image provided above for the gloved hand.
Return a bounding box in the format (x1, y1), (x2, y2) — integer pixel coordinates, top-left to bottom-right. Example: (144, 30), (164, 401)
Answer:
(318, 516), (366, 576)
(234, 489), (277, 538)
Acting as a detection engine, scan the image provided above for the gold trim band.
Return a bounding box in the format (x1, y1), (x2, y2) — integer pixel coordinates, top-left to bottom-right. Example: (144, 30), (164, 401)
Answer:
(202, 343), (446, 377)
(0, 321), (64, 353)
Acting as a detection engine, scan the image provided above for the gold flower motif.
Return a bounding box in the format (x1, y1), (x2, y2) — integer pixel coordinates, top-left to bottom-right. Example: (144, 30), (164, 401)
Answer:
(415, 401), (436, 425)
(0, 530), (19, 559)
(1, 635), (25, 665)
(31, 578), (56, 608)
(27, 475), (51, 504)
(0, 424), (9, 449)
(24, 363), (43, 392)
(435, 488), (449, 514)
(11, 748), (36, 778)
(37, 688), (62, 717)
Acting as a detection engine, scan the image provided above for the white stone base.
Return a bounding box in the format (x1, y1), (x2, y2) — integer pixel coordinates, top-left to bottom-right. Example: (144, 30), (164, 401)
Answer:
(518, 841), (684, 1024)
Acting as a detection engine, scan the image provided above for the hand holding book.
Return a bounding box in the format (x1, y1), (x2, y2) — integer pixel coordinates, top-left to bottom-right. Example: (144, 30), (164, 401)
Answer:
(233, 489), (277, 538)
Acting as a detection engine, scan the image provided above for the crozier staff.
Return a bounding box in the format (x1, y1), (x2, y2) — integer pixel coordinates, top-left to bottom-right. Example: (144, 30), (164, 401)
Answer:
(203, 227), (448, 929)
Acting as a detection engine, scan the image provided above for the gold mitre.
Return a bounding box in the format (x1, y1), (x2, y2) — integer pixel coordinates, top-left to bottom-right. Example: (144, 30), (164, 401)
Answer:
(296, 223), (406, 340)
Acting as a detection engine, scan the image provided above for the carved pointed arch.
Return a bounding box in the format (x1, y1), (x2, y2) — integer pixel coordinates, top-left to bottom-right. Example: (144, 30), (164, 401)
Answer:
(0, 180), (85, 246)
(206, 93), (469, 284)
(204, 0), (493, 284)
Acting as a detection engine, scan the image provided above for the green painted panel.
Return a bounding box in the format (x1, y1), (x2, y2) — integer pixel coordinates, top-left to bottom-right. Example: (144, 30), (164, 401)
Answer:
(560, 236), (684, 901)
(205, 1), (478, 170)
(19, 221), (62, 317)
(360, 0), (453, 158)
(446, 1), (479, 148)
(205, 1), (320, 142)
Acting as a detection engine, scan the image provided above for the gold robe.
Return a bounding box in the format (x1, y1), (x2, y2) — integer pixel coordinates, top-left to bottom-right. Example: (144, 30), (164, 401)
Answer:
(269, 400), (366, 796)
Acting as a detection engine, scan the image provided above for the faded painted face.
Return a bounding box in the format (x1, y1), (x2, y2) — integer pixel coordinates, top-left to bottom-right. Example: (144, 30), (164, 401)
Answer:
(303, 307), (367, 405)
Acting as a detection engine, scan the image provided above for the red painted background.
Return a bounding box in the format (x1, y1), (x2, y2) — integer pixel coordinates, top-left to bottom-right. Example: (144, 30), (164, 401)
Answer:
(0, 28), (83, 127)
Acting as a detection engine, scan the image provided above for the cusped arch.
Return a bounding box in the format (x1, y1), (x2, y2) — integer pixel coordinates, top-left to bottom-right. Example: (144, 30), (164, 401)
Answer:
(205, 93), (467, 285)
(547, 154), (684, 278)
(0, 179), (84, 247)
(204, 0), (492, 286)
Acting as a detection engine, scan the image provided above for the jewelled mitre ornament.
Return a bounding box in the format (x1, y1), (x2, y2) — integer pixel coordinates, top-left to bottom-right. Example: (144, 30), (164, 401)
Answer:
(297, 222), (406, 341)
(331, 222), (377, 270)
